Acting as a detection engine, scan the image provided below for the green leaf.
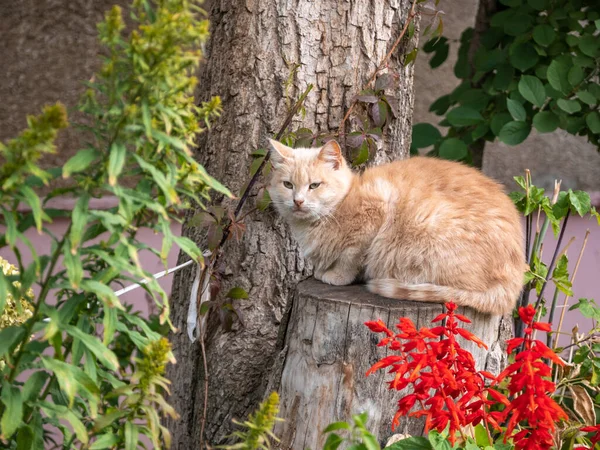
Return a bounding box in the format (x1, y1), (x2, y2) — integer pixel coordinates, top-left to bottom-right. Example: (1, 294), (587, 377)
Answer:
(568, 190), (591, 216)
(63, 148), (98, 178)
(173, 235), (203, 264)
(63, 324), (119, 370)
(499, 121), (531, 145)
(578, 35), (599, 58)
(353, 140), (369, 166)
(439, 138), (468, 160)
(70, 193), (89, 254)
(446, 106), (484, 127)
(509, 43), (538, 72)
(586, 112), (600, 134)
(16, 425), (34, 450)
(411, 123), (441, 149)
(532, 25), (556, 47)
(474, 424), (492, 447)
(108, 142), (127, 186)
(323, 421), (351, 433)
(547, 59), (571, 93)
(226, 287), (249, 300)
(557, 99), (581, 114)
(1, 382), (23, 439)
(257, 189), (271, 211)
(125, 421), (139, 450)
(429, 95), (451, 115)
(63, 244), (83, 289)
(0, 326), (26, 358)
(323, 433), (343, 450)
(576, 90), (597, 106)
(518, 75), (546, 107)
(90, 433), (120, 450)
(81, 279), (123, 309)
(22, 371), (49, 403)
(386, 437), (433, 450)
(363, 433), (380, 450)
(428, 430), (452, 450)
(493, 65), (515, 91)
(506, 98), (526, 121)
(491, 112), (512, 136)
(404, 48), (418, 66)
(533, 111), (559, 133)
(552, 254), (573, 296)
(528, 0), (546, 9)
(41, 357), (100, 408)
(568, 66), (585, 87)
(19, 186), (49, 233)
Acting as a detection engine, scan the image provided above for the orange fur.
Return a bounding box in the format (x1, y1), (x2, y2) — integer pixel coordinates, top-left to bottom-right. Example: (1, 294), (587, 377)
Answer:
(268, 139), (525, 315)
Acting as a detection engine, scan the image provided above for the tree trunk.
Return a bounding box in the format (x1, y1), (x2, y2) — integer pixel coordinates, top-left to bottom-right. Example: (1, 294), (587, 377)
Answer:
(166, 1), (418, 448)
(272, 280), (508, 449)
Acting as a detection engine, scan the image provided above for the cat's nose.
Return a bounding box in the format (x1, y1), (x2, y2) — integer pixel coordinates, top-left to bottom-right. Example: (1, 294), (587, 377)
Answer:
(294, 198), (304, 207)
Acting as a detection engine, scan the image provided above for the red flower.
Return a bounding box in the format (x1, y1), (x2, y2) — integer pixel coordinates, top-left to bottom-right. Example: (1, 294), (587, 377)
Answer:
(366, 303), (568, 450)
(495, 305), (567, 450)
(580, 425), (600, 449)
(365, 302), (503, 445)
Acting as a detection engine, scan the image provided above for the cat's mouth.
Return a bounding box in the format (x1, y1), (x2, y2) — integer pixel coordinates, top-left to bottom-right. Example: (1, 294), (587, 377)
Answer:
(292, 207), (310, 217)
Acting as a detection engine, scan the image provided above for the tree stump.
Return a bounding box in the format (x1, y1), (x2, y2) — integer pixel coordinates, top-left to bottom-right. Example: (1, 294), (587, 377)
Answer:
(271, 279), (510, 449)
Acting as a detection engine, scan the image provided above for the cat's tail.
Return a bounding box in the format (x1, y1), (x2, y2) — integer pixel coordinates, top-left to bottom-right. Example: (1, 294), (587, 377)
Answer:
(366, 279), (519, 315)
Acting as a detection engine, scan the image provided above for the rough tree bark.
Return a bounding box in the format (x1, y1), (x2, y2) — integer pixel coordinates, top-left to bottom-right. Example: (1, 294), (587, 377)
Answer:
(166, 0), (418, 448)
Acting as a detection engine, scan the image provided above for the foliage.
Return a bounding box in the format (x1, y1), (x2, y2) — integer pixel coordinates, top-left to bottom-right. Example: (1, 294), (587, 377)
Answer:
(412, 0), (600, 162)
(221, 392), (281, 450)
(0, 0), (228, 447)
(321, 413), (382, 450)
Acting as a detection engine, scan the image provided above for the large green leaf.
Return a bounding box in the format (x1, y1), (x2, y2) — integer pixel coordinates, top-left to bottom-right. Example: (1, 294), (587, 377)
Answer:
(506, 98), (526, 121)
(439, 138), (468, 160)
(518, 75), (546, 107)
(499, 121), (531, 145)
(547, 58), (571, 93)
(446, 106), (484, 127)
(411, 123), (441, 149)
(63, 148), (99, 178)
(533, 111), (559, 133)
(386, 437), (433, 450)
(1, 382), (23, 439)
(532, 24), (556, 47)
(509, 43), (538, 72)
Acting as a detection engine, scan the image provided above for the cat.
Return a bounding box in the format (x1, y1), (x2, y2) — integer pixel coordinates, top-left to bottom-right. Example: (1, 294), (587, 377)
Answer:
(267, 138), (526, 315)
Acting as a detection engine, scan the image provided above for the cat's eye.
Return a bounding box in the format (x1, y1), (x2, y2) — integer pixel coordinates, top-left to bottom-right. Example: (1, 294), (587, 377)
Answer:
(283, 181), (293, 189)
(309, 182), (321, 190)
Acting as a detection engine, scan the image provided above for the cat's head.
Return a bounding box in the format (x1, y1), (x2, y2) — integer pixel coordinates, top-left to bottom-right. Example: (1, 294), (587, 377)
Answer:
(267, 139), (353, 223)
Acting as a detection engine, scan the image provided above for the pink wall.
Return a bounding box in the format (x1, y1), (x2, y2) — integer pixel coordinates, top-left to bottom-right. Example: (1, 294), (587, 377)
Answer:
(1, 214), (598, 346)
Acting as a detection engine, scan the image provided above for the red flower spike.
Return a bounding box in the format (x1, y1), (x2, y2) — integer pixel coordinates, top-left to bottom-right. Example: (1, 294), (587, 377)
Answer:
(365, 305), (496, 440)
(496, 306), (568, 450)
(580, 425), (600, 449)
(533, 322), (552, 332)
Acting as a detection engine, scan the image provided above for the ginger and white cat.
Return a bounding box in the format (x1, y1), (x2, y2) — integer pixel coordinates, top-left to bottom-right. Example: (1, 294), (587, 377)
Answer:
(267, 138), (525, 315)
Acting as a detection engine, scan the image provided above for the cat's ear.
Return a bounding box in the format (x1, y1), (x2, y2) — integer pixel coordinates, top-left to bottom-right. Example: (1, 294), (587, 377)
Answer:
(269, 139), (293, 168)
(318, 140), (343, 170)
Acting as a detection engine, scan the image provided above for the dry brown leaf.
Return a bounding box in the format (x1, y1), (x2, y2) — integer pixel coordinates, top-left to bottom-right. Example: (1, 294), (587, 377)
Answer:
(569, 384), (596, 426)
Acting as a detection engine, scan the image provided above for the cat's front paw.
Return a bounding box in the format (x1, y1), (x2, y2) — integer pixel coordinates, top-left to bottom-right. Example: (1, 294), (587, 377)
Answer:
(320, 270), (355, 286)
